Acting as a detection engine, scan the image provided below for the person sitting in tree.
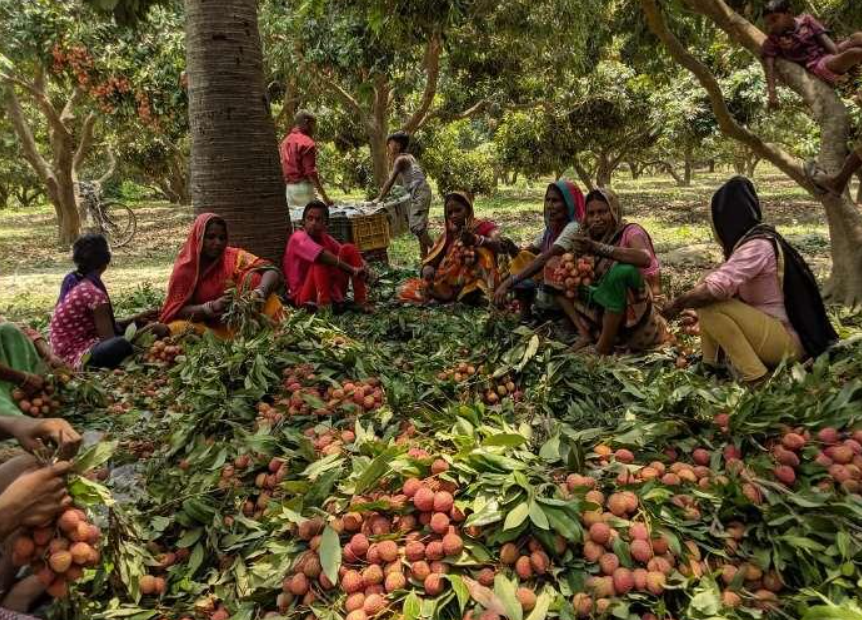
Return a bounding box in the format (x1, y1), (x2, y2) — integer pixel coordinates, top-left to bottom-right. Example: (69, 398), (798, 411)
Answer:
(399, 192), (501, 305)
(283, 201), (372, 313)
(0, 415), (80, 615)
(161, 214), (284, 337)
(662, 177), (837, 385)
(555, 188), (668, 355)
(762, 0), (862, 108)
(493, 180), (585, 324)
(50, 234), (168, 369)
(374, 131), (434, 260)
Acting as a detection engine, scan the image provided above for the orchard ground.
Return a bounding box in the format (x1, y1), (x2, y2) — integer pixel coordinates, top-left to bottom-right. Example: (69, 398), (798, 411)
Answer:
(0, 168), (840, 323)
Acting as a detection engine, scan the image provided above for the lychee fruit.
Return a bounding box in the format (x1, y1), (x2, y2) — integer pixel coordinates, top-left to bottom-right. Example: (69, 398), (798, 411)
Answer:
(515, 555), (533, 579)
(589, 522), (611, 545)
(516, 587), (537, 611)
(442, 534), (464, 557)
(630, 539), (653, 563)
(433, 491), (454, 513)
(413, 487), (435, 512)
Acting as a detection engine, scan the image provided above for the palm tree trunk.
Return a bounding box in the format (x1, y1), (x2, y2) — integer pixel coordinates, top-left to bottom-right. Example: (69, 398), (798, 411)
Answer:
(185, 0), (289, 262)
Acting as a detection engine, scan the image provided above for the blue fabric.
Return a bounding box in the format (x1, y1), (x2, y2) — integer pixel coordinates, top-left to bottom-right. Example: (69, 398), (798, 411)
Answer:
(86, 337), (133, 369)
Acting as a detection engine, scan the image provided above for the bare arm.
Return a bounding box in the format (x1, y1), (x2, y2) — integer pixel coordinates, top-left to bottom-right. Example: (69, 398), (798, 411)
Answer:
(591, 235), (652, 269)
(254, 269), (281, 298)
(317, 250), (361, 277)
(93, 304), (118, 341)
(375, 156), (408, 201)
(661, 283), (720, 320)
(817, 33), (839, 55)
(495, 244), (566, 305)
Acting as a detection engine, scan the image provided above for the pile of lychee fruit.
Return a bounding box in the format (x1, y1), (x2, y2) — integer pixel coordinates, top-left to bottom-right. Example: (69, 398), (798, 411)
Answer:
(481, 375), (522, 406)
(437, 361), (478, 383)
(451, 239), (478, 268)
(12, 506), (102, 599)
(144, 339), (183, 365)
(273, 365), (386, 419)
(772, 426), (862, 493)
(304, 426), (357, 457)
(12, 384), (62, 417)
(550, 253), (595, 299)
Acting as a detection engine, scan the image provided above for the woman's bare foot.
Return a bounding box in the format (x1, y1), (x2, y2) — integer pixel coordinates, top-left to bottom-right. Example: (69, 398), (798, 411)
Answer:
(568, 336), (592, 354)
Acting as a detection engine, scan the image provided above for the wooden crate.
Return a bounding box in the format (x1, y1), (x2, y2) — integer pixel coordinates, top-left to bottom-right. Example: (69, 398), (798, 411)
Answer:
(351, 212), (390, 251)
(361, 248), (389, 265)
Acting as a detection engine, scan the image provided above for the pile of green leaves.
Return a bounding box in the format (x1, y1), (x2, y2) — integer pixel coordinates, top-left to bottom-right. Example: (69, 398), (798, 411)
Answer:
(50, 302), (862, 620)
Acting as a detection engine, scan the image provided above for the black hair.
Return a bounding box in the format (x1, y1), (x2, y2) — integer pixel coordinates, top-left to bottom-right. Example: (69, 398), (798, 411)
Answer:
(584, 189), (609, 205)
(764, 0), (791, 15)
(303, 199), (329, 222)
(72, 233), (111, 273)
(386, 130), (411, 153)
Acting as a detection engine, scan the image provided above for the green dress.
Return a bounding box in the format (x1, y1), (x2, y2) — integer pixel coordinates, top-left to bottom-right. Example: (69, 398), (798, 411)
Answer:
(0, 322), (46, 416)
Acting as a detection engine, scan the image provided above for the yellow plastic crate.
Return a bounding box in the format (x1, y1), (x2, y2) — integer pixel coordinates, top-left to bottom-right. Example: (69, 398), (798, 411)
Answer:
(351, 212), (390, 251)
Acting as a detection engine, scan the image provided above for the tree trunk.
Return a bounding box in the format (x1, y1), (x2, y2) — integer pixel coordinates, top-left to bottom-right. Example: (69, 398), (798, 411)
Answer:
(595, 153), (614, 188)
(745, 155), (760, 178)
(708, 158), (716, 172)
(855, 170), (862, 205)
(627, 161), (642, 180)
(572, 158), (595, 191)
(4, 78), (83, 245)
(640, 0), (862, 304)
(682, 146), (693, 186)
(185, 0), (288, 262)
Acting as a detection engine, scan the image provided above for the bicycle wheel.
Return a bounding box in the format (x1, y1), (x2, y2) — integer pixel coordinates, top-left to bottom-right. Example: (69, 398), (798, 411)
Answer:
(100, 201), (137, 248)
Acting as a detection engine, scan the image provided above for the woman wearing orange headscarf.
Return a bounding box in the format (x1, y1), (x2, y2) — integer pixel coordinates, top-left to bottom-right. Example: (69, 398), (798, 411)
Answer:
(160, 213), (283, 338)
(399, 192), (501, 304)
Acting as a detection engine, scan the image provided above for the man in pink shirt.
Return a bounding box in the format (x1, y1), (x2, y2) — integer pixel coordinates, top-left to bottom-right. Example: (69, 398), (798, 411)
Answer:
(283, 201), (371, 312)
(280, 111), (332, 208)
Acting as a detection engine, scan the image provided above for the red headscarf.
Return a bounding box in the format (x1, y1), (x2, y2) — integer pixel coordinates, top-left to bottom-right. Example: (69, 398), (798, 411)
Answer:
(160, 213), (246, 324)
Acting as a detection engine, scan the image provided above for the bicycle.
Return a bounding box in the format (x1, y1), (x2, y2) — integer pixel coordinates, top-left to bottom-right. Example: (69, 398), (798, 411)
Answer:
(75, 180), (137, 248)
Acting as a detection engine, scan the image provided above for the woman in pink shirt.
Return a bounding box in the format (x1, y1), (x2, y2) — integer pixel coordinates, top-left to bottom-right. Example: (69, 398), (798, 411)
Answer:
(49, 234), (168, 369)
(663, 177), (836, 384)
(283, 201), (371, 312)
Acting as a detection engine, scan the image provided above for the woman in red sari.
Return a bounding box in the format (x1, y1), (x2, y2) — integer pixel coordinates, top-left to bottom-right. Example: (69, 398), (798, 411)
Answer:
(399, 192), (501, 304)
(160, 213), (283, 338)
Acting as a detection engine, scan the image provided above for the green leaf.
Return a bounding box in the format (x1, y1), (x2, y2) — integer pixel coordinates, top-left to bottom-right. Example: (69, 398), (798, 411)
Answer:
(177, 528), (203, 548)
(68, 476), (114, 507)
(516, 334), (540, 371)
(485, 433), (528, 448)
(494, 574), (523, 620)
(539, 434), (561, 462)
(320, 526), (342, 584)
(187, 542), (204, 576)
(354, 446), (401, 495)
(525, 590), (552, 620)
(403, 592), (422, 620)
(124, 322), (138, 341)
(689, 589), (720, 615)
(504, 501), (530, 531)
(528, 501), (550, 530)
(448, 574), (470, 611)
(72, 440), (119, 474)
